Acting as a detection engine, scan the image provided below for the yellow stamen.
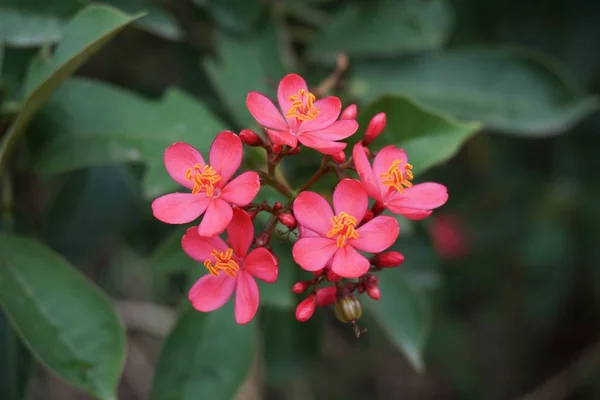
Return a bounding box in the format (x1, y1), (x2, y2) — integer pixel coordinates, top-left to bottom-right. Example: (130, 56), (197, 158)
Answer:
(380, 160), (414, 194)
(203, 248), (240, 278)
(286, 89), (320, 121)
(185, 164), (221, 197)
(326, 212), (359, 248)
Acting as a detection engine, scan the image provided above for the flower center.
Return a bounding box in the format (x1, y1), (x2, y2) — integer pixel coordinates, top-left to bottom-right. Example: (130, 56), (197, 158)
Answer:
(380, 160), (414, 194)
(286, 89), (320, 121)
(326, 212), (359, 248)
(185, 164), (221, 197)
(203, 248), (240, 278)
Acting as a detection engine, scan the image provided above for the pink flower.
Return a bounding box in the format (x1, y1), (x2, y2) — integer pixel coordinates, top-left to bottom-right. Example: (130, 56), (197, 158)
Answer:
(152, 131), (260, 236)
(352, 142), (448, 220)
(292, 179), (399, 278)
(246, 74), (358, 155)
(183, 208), (278, 324)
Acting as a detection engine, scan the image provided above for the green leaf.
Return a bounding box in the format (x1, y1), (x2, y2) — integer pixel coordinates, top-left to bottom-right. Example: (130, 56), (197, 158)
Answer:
(259, 239), (296, 310)
(351, 48), (599, 136)
(309, 0), (452, 64)
(0, 5), (144, 177)
(0, 234), (125, 400)
(365, 267), (431, 372)
(151, 304), (256, 400)
(0, 8), (67, 47)
(28, 77), (226, 198)
(206, 0), (263, 33)
(359, 95), (480, 175)
(204, 26), (287, 128)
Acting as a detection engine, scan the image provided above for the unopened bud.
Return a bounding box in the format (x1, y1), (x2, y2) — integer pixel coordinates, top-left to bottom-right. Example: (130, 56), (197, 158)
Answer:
(272, 143), (283, 154)
(295, 294), (316, 322)
(334, 295), (362, 323)
(326, 269), (341, 282)
(363, 112), (386, 146)
(366, 286), (381, 300)
(332, 151), (346, 164)
(370, 251), (404, 268)
(362, 210), (374, 223)
(273, 202), (282, 212)
(315, 286), (337, 306)
(340, 104), (358, 120)
(239, 129), (262, 146)
(292, 281), (309, 294)
(288, 146), (301, 155)
(278, 213), (297, 229)
(255, 232), (269, 247)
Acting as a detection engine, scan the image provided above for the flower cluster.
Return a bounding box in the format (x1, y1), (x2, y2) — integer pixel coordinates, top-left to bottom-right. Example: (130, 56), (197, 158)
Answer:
(152, 73), (448, 331)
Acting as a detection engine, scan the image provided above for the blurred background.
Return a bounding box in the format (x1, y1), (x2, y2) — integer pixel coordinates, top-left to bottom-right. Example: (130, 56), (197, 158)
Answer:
(2, 0), (600, 399)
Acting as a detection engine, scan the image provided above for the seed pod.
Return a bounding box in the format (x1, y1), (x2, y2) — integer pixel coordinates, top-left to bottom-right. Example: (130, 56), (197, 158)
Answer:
(340, 104), (358, 120)
(334, 295), (362, 323)
(239, 129), (263, 146)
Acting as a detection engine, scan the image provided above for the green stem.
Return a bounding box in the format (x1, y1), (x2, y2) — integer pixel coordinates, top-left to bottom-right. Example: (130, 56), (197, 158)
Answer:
(259, 171), (294, 200)
(294, 155), (332, 195)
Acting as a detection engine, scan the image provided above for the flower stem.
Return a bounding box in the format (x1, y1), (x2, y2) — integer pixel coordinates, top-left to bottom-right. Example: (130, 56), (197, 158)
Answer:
(295, 155), (333, 195)
(259, 171), (294, 200)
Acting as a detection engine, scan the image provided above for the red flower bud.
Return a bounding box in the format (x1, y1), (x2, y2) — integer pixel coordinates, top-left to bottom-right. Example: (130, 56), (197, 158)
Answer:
(239, 129), (262, 146)
(366, 286), (381, 300)
(272, 143), (283, 154)
(363, 112), (386, 146)
(273, 202), (282, 212)
(332, 150), (346, 164)
(255, 232), (269, 247)
(316, 286), (337, 306)
(326, 269), (341, 282)
(340, 104), (358, 120)
(278, 213), (297, 229)
(295, 294), (316, 322)
(292, 281), (309, 294)
(370, 251), (405, 268)
(362, 210), (374, 223)
(287, 146), (301, 155)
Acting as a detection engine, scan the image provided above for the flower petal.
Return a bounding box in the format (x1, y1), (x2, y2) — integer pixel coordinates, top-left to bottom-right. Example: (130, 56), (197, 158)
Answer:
(245, 247), (278, 283)
(188, 273), (236, 312)
(227, 208), (254, 257)
(198, 198), (233, 237)
(266, 129), (298, 148)
(152, 193), (210, 224)
(298, 224), (319, 238)
(277, 73), (309, 125)
(221, 171), (260, 206)
(386, 182), (448, 211)
(297, 97), (342, 133)
(373, 145), (409, 195)
(292, 237), (338, 271)
(209, 130), (242, 185)
(352, 142), (382, 202)
(333, 179), (368, 222)
(235, 270), (259, 324)
(350, 216), (399, 253)
(293, 191), (334, 236)
(303, 120), (358, 141)
(330, 245), (370, 278)
(246, 92), (288, 131)
(182, 226), (228, 262)
(297, 134), (346, 155)
(387, 206), (433, 220)
(164, 142), (205, 189)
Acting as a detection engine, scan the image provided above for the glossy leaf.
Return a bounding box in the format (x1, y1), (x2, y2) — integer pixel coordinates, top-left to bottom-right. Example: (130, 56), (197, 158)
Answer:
(259, 239), (296, 310)
(0, 5), (144, 177)
(0, 234), (125, 400)
(351, 49), (599, 135)
(309, 0), (452, 64)
(0, 8), (67, 47)
(359, 95), (481, 175)
(151, 304), (256, 400)
(28, 78), (226, 198)
(365, 267), (431, 372)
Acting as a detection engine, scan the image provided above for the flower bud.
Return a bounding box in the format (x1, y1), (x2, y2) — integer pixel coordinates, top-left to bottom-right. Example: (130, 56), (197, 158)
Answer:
(363, 112), (386, 146)
(334, 295), (362, 323)
(325, 269), (341, 282)
(239, 129), (262, 146)
(295, 294), (316, 322)
(273, 202), (282, 212)
(332, 150), (346, 164)
(278, 213), (297, 229)
(370, 251), (405, 268)
(340, 104), (358, 120)
(315, 286), (337, 306)
(292, 281), (309, 294)
(366, 286), (381, 300)
(362, 210), (374, 223)
(255, 232), (269, 247)
(288, 146), (301, 155)
(272, 143), (283, 154)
